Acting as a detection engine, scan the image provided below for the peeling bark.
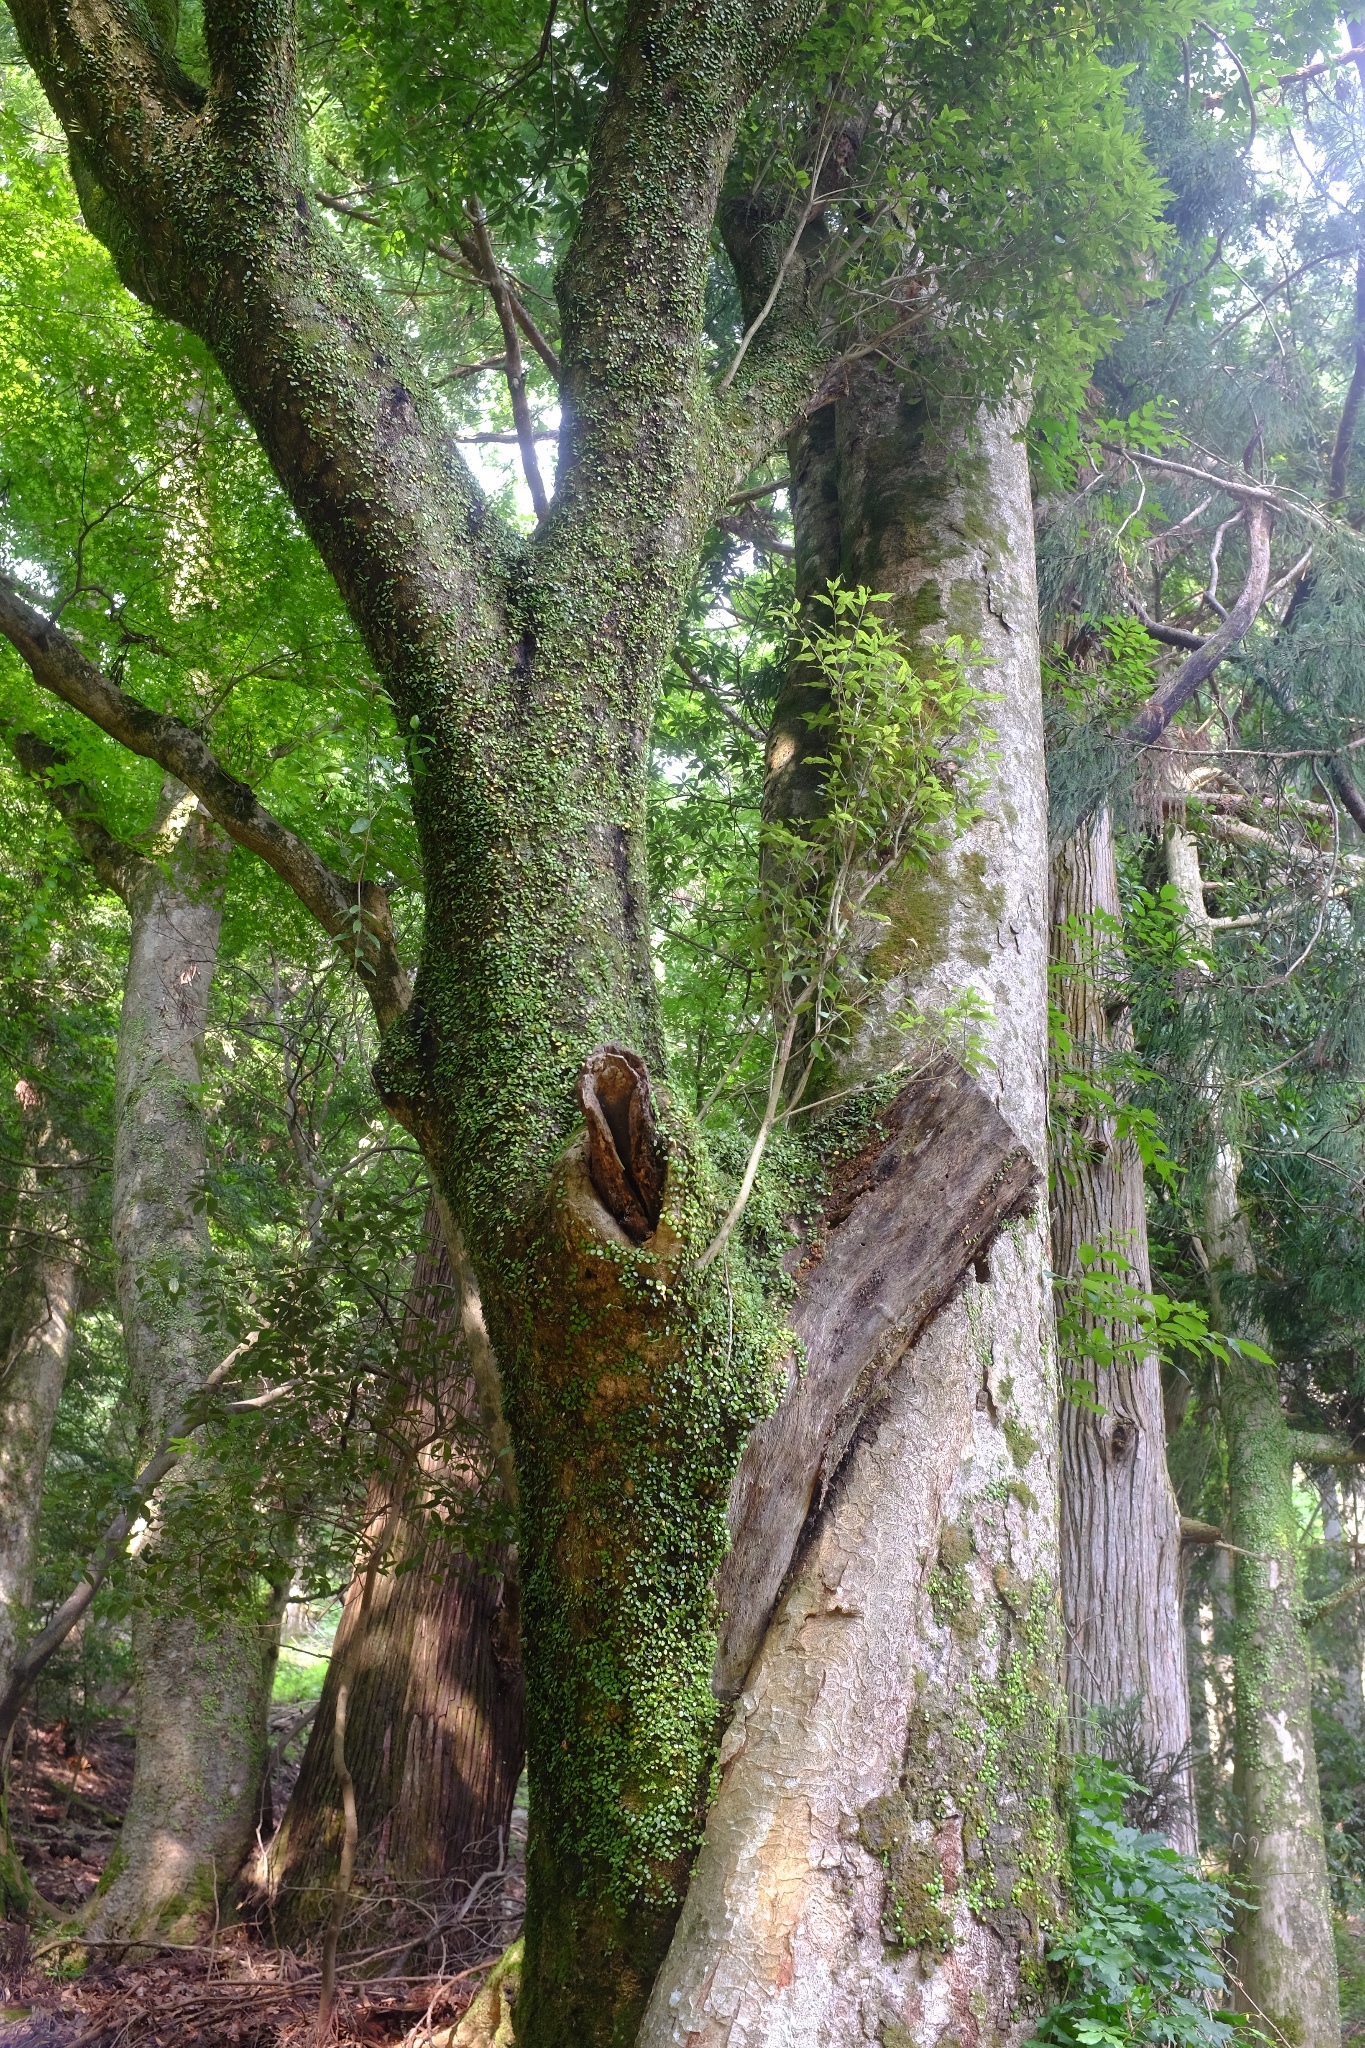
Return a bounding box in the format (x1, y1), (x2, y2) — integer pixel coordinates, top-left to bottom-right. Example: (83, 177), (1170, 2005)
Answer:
(642, 374), (1060, 2046)
(1051, 811), (1194, 1848)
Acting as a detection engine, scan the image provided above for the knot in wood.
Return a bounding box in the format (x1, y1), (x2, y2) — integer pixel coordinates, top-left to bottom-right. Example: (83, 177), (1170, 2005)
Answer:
(577, 1043), (666, 1244)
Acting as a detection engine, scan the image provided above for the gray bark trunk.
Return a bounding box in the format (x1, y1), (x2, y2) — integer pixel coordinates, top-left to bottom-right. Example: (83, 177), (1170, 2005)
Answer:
(0, 1073), (85, 1707)
(1051, 812), (1194, 1848)
(642, 377), (1060, 2046)
(1165, 821), (1340, 2048)
(83, 788), (275, 1944)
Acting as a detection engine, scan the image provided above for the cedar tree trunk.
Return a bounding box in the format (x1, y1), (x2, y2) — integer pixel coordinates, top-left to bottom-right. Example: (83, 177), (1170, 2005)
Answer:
(1165, 819), (1340, 2047)
(263, 1197), (524, 1944)
(640, 369), (1062, 2044)
(1051, 811), (1194, 1848)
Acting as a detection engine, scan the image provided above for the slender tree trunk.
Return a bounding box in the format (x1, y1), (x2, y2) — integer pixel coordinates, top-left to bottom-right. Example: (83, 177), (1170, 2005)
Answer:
(1165, 820), (1340, 2048)
(261, 1197), (524, 1945)
(0, 1070), (85, 1708)
(641, 372), (1062, 2045)
(0, 1068), (85, 1913)
(1051, 811), (1194, 1847)
(82, 789), (276, 1944)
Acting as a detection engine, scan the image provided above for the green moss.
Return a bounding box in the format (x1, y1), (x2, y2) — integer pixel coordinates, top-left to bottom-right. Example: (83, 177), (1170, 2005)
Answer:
(1001, 1415), (1040, 1469)
(858, 1792), (953, 1954)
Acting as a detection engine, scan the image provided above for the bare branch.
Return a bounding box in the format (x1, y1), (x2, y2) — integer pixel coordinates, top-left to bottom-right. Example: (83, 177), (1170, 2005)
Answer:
(0, 576), (411, 1029)
(1127, 503), (1274, 747)
(461, 199), (549, 518)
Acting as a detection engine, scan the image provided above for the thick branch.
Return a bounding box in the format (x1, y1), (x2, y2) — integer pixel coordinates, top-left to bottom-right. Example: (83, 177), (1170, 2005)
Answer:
(1288, 1429), (1365, 1465)
(0, 577), (411, 1029)
(1126, 504), (1273, 747)
(1302, 1573), (1365, 1627)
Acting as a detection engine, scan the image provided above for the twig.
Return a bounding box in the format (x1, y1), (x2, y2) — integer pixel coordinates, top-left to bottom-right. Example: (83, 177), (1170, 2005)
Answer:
(462, 200), (549, 518)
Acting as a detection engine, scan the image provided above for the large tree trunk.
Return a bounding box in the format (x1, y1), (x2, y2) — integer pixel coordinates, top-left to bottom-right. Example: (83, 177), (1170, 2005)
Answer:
(1165, 820), (1340, 2047)
(261, 1197), (524, 1946)
(82, 789), (278, 1945)
(640, 372), (1061, 2045)
(1050, 812), (1194, 1847)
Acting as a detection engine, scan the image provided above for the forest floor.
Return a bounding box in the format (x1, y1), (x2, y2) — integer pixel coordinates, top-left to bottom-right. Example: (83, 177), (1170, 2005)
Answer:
(0, 1708), (525, 2047)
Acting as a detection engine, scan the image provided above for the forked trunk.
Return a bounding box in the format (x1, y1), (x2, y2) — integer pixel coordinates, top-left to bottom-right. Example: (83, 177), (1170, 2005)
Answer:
(83, 790), (277, 1944)
(1165, 820), (1339, 2047)
(1051, 811), (1194, 1847)
(262, 1198), (523, 1945)
(641, 372), (1061, 2044)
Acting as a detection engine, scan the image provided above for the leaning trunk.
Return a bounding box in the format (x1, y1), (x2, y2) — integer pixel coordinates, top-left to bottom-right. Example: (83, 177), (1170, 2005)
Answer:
(84, 791), (276, 1944)
(1051, 811), (1194, 1846)
(640, 371), (1062, 2044)
(1166, 819), (1340, 2047)
(262, 1197), (524, 1946)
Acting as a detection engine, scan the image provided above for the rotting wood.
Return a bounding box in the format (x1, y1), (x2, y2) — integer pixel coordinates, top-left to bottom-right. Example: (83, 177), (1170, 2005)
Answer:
(713, 1053), (1040, 1702)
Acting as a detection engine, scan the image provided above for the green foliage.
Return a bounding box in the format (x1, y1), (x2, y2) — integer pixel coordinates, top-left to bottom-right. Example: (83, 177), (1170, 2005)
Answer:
(1054, 1244), (1270, 1413)
(1034, 1757), (1242, 2048)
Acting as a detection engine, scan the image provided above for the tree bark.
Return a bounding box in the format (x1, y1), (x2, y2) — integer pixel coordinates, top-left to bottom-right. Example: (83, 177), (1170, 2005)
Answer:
(1165, 820), (1340, 2048)
(78, 788), (278, 1944)
(641, 370), (1061, 2045)
(0, 1069), (85, 1709)
(261, 1197), (524, 1946)
(1050, 811), (1194, 1847)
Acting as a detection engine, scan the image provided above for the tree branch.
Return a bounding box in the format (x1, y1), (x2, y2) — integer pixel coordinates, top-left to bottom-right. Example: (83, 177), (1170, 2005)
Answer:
(1126, 503), (1274, 747)
(461, 200), (550, 518)
(0, 577), (411, 1030)
(1302, 1573), (1365, 1628)
(1331, 250), (1365, 505)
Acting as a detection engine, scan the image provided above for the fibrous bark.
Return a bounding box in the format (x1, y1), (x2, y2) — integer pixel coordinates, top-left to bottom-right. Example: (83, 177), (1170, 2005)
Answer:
(642, 370), (1060, 2046)
(1165, 819), (1340, 2048)
(262, 1198), (524, 1945)
(1051, 810), (1194, 1848)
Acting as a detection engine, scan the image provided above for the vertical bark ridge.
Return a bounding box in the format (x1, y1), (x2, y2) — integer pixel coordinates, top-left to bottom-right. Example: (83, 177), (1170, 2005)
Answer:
(1051, 810), (1194, 1847)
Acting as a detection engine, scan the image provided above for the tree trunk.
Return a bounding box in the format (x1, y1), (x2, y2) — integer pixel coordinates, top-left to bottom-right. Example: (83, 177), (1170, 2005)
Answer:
(0, 1068), (85, 1914)
(1050, 811), (1194, 1848)
(1165, 820), (1340, 2048)
(82, 788), (277, 1945)
(261, 1197), (524, 1946)
(641, 372), (1062, 2045)
(0, 1070), (85, 1708)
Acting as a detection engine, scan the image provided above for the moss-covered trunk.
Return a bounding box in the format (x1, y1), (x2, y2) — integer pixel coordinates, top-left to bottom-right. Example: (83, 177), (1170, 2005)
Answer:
(1051, 812), (1194, 1846)
(83, 792), (276, 1944)
(262, 1198), (524, 1945)
(1165, 820), (1340, 2047)
(641, 365), (1063, 2046)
